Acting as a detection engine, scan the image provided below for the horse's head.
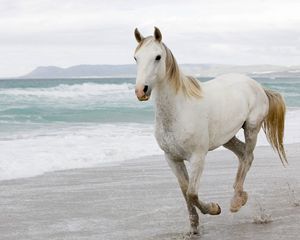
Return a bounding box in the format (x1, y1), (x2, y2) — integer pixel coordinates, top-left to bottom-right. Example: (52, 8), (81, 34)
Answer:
(133, 27), (166, 101)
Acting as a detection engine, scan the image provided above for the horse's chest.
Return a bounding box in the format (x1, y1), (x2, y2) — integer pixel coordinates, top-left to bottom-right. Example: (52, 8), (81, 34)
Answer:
(155, 122), (192, 159)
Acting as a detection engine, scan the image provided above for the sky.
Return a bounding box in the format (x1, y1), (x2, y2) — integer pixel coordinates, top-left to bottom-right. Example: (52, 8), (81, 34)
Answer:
(1, 0), (300, 77)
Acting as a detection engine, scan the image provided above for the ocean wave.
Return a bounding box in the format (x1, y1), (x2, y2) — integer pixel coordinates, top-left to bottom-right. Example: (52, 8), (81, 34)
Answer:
(0, 82), (153, 124)
(0, 82), (135, 98)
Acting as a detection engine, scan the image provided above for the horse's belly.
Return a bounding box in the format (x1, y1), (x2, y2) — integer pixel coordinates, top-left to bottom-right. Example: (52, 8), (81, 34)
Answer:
(208, 124), (244, 150)
(207, 103), (248, 150)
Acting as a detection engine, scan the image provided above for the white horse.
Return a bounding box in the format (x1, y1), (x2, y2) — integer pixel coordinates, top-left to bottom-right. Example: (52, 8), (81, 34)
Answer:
(133, 27), (287, 234)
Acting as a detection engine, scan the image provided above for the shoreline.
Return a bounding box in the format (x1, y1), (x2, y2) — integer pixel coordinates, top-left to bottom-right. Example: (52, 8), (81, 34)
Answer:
(1, 139), (299, 183)
(0, 144), (300, 239)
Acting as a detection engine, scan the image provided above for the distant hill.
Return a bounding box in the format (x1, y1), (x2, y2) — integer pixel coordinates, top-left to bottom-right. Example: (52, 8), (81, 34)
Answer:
(20, 64), (300, 78)
(21, 65), (136, 78)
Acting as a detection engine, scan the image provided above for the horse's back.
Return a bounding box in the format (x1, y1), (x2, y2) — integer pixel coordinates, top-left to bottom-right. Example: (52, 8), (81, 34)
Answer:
(203, 73), (268, 115)
(204, 73), (263, 93)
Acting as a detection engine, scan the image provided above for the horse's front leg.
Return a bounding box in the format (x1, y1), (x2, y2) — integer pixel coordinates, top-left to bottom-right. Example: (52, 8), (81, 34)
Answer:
(187, 152), (221, 215)
(165, 154), (199, 234)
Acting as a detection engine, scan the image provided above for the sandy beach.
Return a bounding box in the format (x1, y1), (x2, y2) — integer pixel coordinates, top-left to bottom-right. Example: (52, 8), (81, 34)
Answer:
(0, 144), (299, 240)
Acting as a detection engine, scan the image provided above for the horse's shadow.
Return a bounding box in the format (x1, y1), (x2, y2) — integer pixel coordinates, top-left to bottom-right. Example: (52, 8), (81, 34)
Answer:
(147, 227), (206, 240)
(148, 232), (203, 240)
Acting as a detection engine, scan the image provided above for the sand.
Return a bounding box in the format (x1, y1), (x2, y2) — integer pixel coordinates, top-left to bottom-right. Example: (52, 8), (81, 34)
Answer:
(0, 144), (299, 240)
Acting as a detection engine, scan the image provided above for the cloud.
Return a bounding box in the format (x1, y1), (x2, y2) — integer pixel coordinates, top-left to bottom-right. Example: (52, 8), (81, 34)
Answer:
(0, 0), (300, 77)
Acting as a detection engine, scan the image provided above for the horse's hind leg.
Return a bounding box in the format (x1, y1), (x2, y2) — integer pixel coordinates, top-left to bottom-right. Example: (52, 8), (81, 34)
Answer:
(165, 154), (199, 234)
(223, 136), (248, 212)
(225, 123), (261, 212)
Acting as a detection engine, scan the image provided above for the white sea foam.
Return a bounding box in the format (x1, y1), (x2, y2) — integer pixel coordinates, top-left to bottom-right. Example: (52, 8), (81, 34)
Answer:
(0, 109), (299, 181)
(0, 123), (162, 180)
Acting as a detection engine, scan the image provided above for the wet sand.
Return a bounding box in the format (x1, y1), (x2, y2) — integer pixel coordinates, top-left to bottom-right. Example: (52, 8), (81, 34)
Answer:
(0, 144), (299, 240)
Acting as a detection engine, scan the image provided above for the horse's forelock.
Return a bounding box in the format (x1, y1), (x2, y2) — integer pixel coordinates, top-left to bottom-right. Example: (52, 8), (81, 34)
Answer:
(135, 37), (152, 53)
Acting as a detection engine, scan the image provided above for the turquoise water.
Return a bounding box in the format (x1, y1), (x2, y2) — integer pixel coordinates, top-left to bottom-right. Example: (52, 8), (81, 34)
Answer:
(0, 77), (299, 126)
(0, 78), (151, 125)
(257, 77), (300, 107)
(0, 77), (299, 180)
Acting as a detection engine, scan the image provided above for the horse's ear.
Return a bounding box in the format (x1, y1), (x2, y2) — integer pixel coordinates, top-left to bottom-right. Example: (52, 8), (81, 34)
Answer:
(134, 28), (144, 43)
(154, 27), (162, 42)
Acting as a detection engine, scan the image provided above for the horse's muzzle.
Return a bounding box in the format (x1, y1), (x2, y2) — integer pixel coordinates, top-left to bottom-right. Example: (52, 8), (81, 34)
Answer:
(137, 95), (150, 101)
(135, 85), (151, 101)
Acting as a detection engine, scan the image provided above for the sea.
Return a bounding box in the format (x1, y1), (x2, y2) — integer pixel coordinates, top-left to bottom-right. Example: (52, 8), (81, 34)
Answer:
(0, 77), (300, 180)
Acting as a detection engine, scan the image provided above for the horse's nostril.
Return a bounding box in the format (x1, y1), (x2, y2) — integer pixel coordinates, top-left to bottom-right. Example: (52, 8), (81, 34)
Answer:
(143, 85), (148, 93)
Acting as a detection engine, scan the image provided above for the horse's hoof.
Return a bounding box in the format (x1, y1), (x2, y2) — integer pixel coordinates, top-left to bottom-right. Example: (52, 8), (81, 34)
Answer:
(190, 226), (199, 235)
(210, 203), (221, 215)
(230, 198), (242, 213)
(230, 205), (240, 213)
(230, 191), (248, 213)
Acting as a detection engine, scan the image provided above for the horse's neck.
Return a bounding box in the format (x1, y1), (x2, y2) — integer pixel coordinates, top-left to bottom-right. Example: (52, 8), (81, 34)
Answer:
(154, 78), (182, 126)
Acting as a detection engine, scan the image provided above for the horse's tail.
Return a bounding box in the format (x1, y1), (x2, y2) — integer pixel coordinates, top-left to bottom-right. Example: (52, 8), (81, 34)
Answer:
(262, 89), (287, 166)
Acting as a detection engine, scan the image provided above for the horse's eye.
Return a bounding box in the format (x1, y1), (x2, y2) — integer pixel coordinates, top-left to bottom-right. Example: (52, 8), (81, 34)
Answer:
(134, 57), (137, 61)
(155, 55), (161, 61)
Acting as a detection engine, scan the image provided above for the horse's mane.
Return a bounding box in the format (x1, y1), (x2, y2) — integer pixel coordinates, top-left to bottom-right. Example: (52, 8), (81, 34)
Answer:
(163, 44), (202, 98)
